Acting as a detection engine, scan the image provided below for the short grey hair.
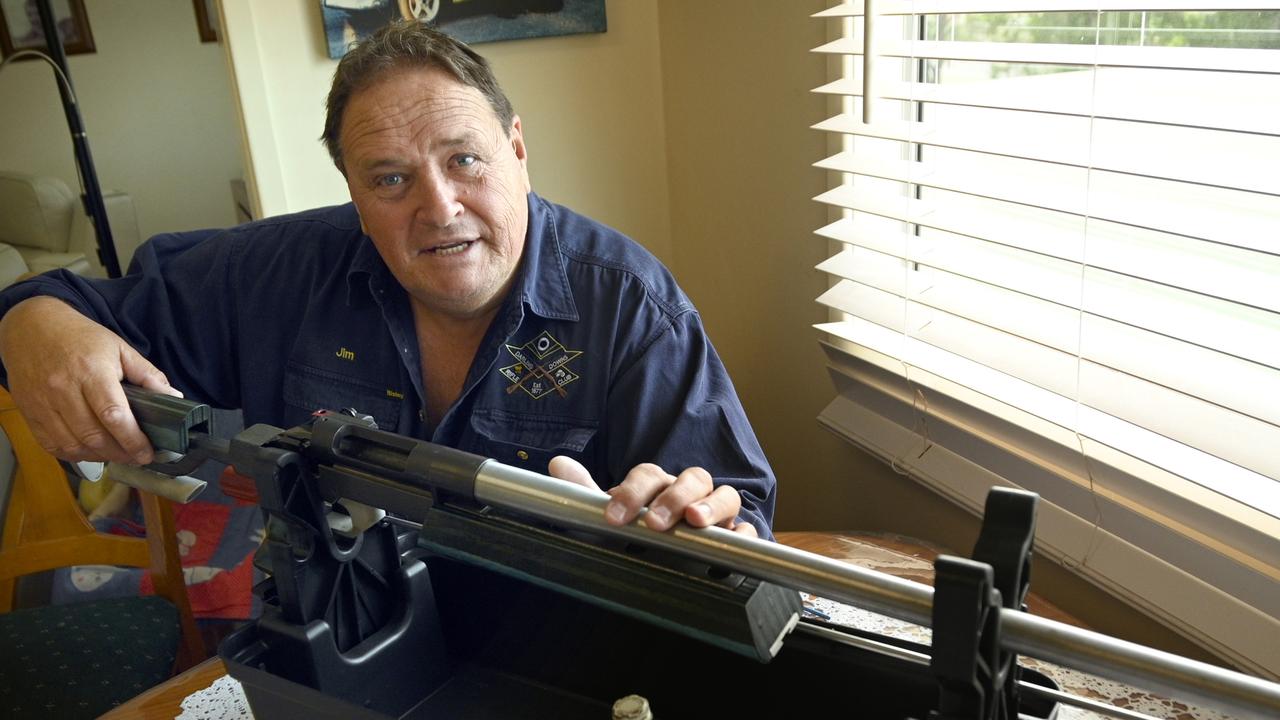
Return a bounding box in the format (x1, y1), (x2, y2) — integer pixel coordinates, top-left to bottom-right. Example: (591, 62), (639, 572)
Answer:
(321, 20), (515, 173)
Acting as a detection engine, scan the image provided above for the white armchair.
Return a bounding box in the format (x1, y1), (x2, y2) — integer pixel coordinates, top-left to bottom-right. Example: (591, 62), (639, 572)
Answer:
(0, 243), (28, 289)
(0, 171), (141, 282)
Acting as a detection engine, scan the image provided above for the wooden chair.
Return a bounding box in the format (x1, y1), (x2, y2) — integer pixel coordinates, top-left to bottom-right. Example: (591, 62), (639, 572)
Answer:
(0, 387), (204, 719)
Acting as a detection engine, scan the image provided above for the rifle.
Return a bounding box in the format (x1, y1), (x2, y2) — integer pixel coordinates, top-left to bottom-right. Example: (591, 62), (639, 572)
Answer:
(113, 387), (1280, 719)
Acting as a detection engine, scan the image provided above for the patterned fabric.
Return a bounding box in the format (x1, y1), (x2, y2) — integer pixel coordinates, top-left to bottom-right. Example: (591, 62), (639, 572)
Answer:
(51, 428), (266, 622)
(0, 595), (179, 719)
(49, 496), (263, 620)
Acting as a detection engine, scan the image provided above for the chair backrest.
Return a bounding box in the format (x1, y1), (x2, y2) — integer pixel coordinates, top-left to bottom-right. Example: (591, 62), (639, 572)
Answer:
(0, 171), (75, 253)
(0, 387), (204, 667)
(0, 171), (142, 277)
(0, 243), (30, 289)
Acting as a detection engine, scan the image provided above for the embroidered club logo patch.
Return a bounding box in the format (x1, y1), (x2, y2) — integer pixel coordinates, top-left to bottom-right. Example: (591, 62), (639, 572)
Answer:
(500, 331), (582, 400)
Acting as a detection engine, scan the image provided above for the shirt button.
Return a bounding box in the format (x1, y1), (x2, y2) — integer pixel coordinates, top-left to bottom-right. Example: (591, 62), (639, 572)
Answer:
(418, 409), (426, 421)
(516, 450), (529, 461)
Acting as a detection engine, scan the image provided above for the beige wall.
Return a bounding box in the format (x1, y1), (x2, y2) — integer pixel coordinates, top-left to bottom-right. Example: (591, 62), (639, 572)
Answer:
(218, 0), (345, 217)
(654, 0), (973, 545)
(656, 1), (859, 533)
(220, 0), (671, 262)
(0, 0), (242, 265)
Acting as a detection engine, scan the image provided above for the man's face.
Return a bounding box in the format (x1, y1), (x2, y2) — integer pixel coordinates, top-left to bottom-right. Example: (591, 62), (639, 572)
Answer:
(341, 66), (530, 320)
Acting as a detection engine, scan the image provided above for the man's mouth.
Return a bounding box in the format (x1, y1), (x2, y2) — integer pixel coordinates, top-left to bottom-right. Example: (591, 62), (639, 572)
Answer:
(428, 241), (472, 256)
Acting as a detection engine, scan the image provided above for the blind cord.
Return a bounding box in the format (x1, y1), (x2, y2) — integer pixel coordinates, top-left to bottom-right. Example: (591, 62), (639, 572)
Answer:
(1061, 9), (1109, 573)
(892, 11), (935, 480)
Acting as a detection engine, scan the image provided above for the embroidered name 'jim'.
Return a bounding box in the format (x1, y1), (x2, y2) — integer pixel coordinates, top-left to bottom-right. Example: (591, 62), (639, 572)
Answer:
(500, 331), (583, 400)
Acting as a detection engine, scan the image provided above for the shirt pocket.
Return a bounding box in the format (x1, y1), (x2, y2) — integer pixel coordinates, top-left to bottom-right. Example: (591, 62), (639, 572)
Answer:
(282, 361), (402, 431)
(470, 408), (597, 475)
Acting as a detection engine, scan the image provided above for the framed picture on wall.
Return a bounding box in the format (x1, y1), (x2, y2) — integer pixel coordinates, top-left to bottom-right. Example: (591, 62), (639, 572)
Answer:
(320, 0), (606, 60)
(0, 0), (95, 59)
(193, 0), (219, 43)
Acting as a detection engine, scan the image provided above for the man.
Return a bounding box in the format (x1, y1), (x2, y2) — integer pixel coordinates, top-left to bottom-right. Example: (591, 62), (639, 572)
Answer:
(0, 21), (775, 538)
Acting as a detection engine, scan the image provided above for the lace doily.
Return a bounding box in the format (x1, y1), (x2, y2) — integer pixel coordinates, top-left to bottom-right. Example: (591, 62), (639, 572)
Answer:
(176, 674), (254, 720)
(805, 595), (1232, 720)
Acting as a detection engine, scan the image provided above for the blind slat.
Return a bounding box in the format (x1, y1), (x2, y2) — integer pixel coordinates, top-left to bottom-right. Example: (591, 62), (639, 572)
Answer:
(816, 151), (1280, 249)
(817, 150), (1088, 215)
(1079, 366), (1280, 506)
(816, 184), (1280, 287)
(818, 277), (1280, 482)
(1083, 315), (1280, 428)
(817, 113), (1280, 195)
(819, 245), (1280, 419)
(818, 319), (1280, 518)
(817, 204), (1280, 315)
(1083, 267), (1280, 372)
(1084, 222), (1280, 314)
(908, 301), (1081, 397)
(820, 248), (1082, 350)
(813, 72), (1280, 137)
(816, 1), (1280, 16)
(814, 38), (1280, 74)
(814, 187), (1088, 261)
(817, 279), (908, 331)
(818, 222), (1280, 372)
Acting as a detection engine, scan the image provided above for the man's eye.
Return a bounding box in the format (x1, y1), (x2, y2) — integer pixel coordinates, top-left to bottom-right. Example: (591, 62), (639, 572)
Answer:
(454, 154), (478, 168)
(377, 173), (405, 187)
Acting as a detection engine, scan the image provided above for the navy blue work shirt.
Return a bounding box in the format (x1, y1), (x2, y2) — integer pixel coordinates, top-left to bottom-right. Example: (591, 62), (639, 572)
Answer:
(0, 193), (776, 537)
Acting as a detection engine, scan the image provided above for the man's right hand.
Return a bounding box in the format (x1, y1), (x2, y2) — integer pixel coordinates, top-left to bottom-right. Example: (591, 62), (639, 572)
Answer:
(0, 296), (180, 464)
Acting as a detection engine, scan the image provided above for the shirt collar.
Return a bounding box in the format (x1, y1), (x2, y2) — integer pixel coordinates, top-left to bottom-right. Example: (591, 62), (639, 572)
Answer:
(517, 192), (579, 322)
(347, 215), (390, 308)
(345, 193), (579, 322)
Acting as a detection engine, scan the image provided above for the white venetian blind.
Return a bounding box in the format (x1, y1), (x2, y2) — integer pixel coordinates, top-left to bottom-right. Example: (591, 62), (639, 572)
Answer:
(811, 1), (1280, 674)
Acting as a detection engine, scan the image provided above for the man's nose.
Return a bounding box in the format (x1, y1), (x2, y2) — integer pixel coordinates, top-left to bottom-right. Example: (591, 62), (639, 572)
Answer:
(416, 178), (463, 227)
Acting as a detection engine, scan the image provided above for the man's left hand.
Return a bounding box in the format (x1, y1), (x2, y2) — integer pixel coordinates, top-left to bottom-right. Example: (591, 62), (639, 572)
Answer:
(547, 456), (757, 538)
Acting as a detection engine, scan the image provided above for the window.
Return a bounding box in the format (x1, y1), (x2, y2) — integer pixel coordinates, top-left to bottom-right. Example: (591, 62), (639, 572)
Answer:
(812, 1), (1279, 676)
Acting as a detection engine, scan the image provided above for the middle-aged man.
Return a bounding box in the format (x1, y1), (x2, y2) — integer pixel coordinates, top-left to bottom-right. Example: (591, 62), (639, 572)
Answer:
(0, 21), (776, 538)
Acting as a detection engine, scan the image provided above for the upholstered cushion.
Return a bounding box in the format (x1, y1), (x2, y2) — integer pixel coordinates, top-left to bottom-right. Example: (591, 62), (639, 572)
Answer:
(0, 243), (29, 288)
(17, 249), (92, 276)
(0, 172), (75, 253)
(0, 595), (179, 719)
(69, 190), (141, 276)
(0, 172), (141, 277)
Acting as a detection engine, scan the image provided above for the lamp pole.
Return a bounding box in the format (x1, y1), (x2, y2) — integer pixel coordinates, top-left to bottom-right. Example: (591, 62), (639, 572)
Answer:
(32, 0), (122, 278)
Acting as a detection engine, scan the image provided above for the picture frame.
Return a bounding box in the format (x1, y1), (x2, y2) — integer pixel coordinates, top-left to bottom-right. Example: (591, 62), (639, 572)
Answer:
(192, 0), (218, 43)
(321, 0), (606, 60)
(0, 0), (95, 59)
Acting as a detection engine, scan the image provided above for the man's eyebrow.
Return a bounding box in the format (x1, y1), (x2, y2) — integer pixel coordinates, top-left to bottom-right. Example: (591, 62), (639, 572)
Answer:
(358, 158), (407, 172)
(353, 133), (485, 173)
(432, 133), (480, 150)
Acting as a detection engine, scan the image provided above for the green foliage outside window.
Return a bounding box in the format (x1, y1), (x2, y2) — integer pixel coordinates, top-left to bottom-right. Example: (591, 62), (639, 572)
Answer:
(928, 11), (1280, 49)
(919, 11), (1279, 81)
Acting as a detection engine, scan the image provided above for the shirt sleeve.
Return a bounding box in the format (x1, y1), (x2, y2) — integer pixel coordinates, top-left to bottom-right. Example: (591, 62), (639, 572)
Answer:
(0, 230), (244, 407)
(602, 309), (777, 539)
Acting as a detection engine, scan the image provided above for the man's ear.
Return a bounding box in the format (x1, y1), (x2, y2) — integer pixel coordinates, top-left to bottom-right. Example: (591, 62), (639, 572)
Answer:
(510, 115), (531, 192)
